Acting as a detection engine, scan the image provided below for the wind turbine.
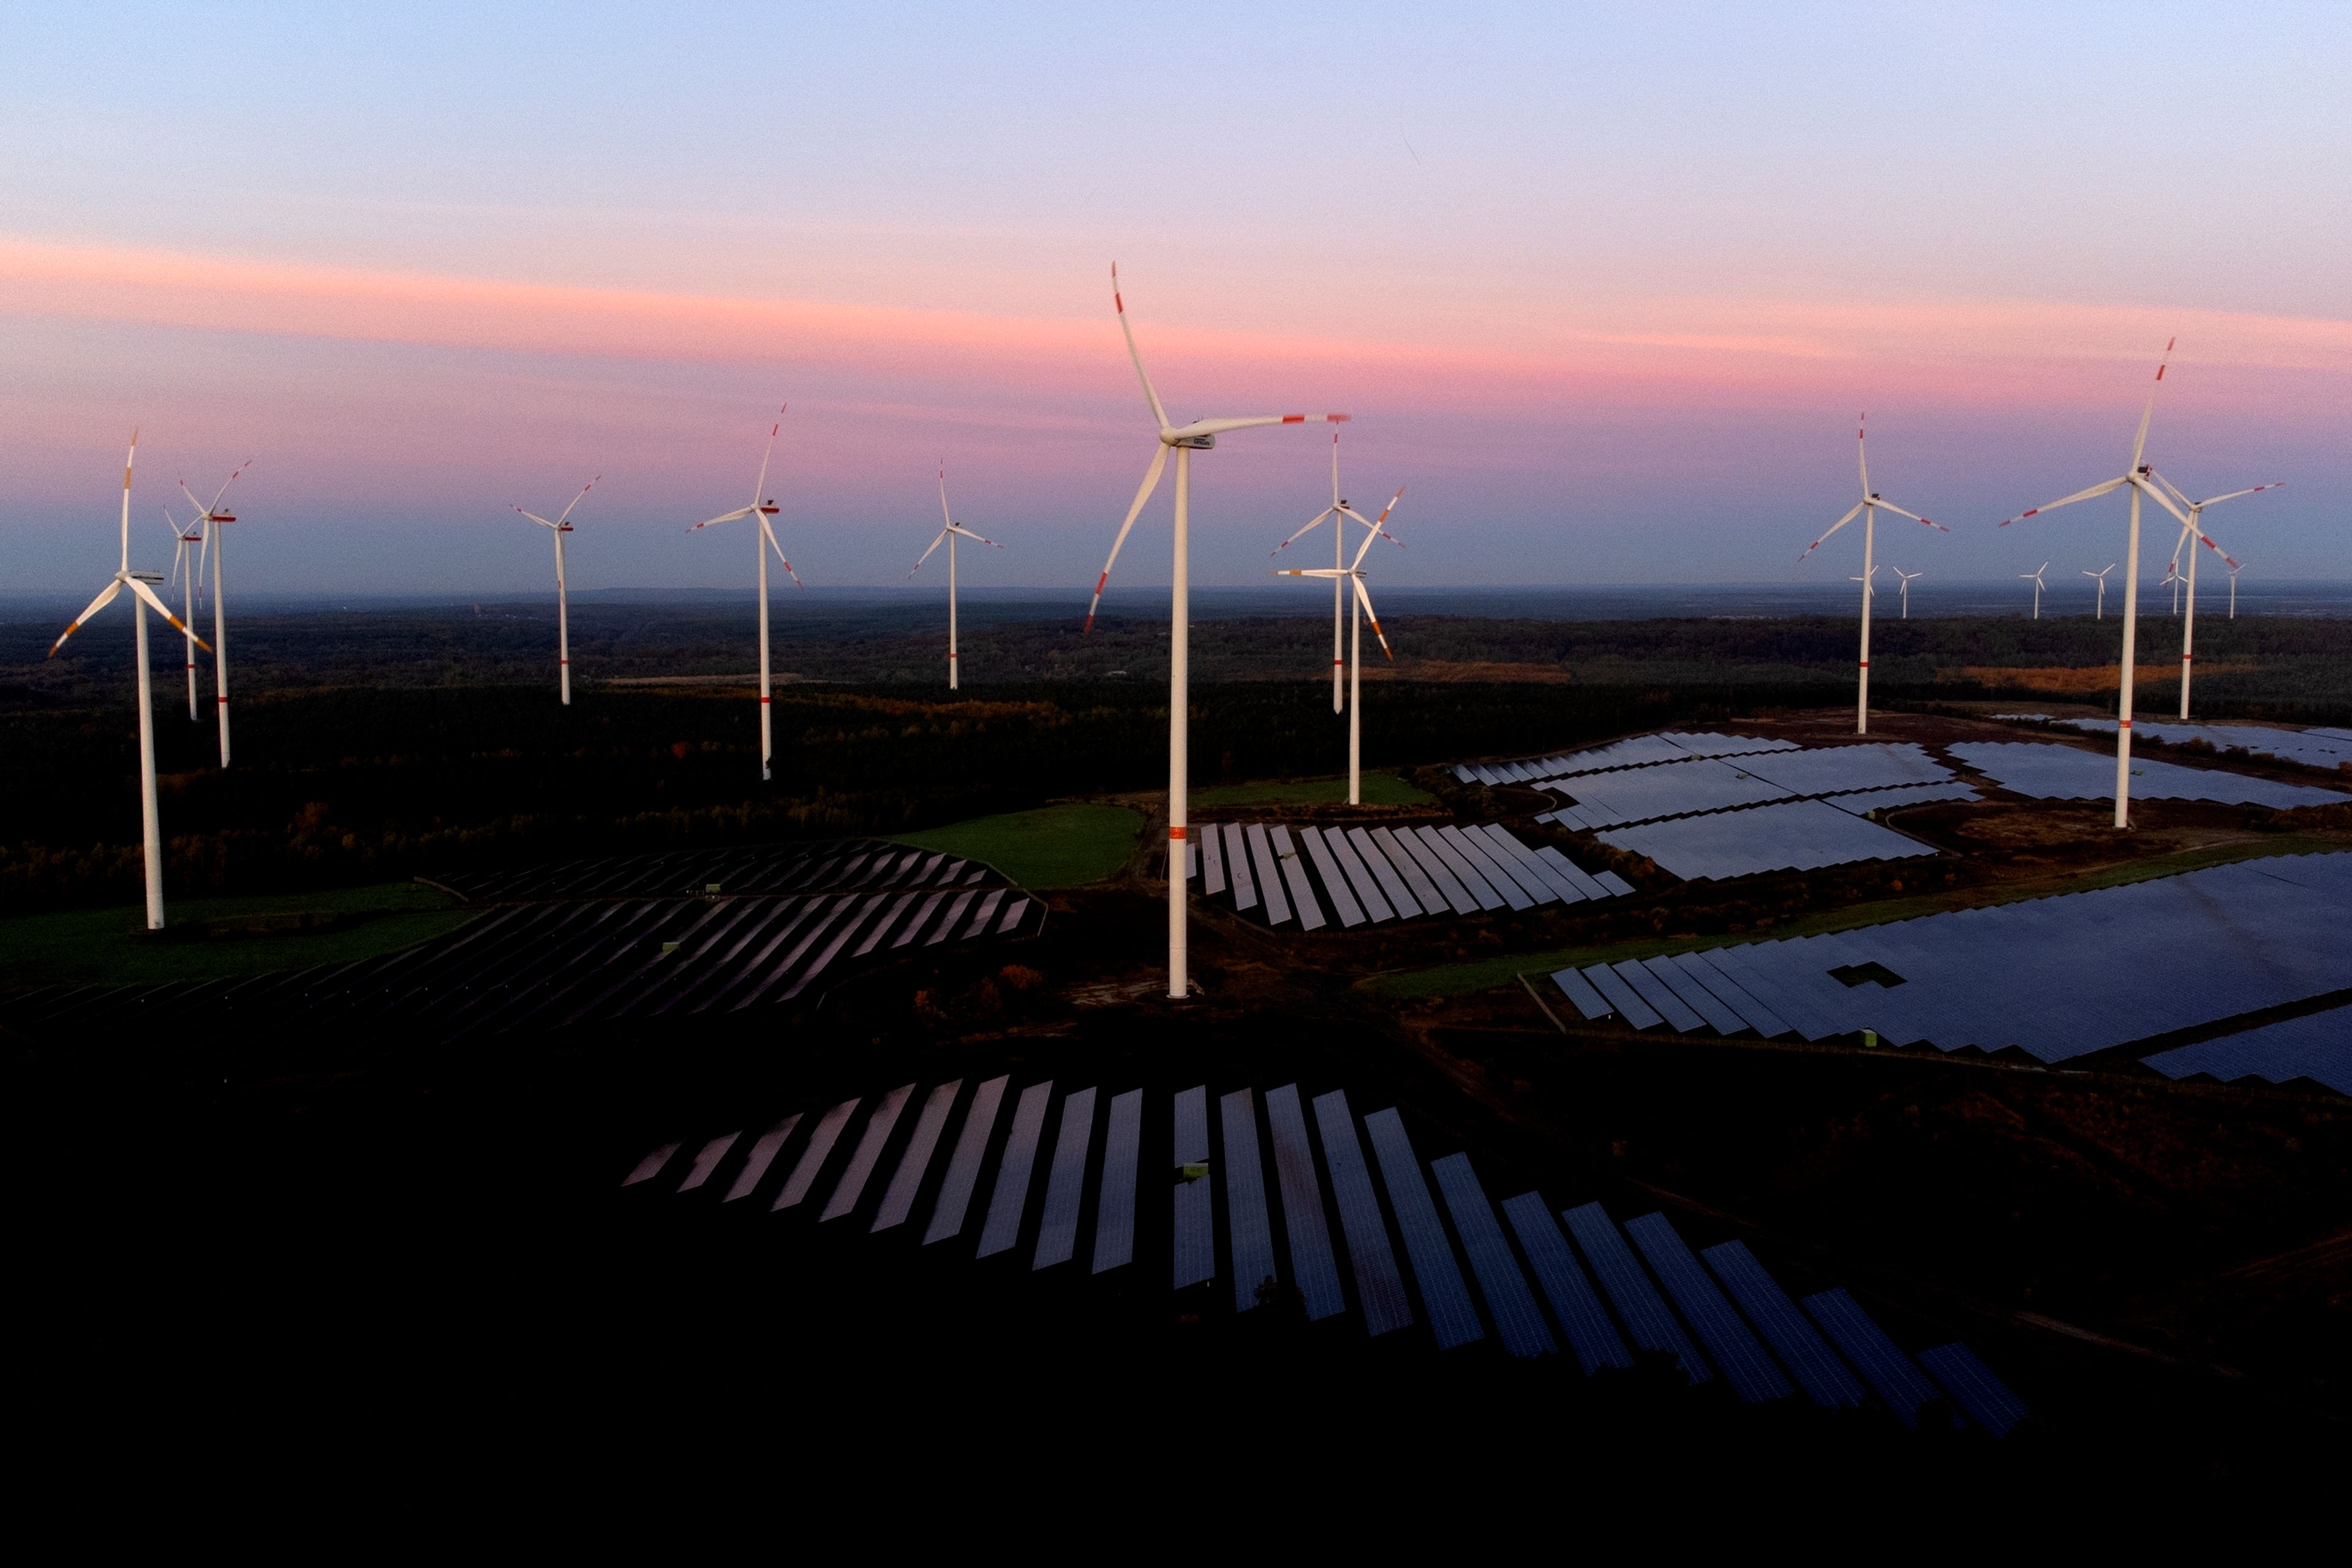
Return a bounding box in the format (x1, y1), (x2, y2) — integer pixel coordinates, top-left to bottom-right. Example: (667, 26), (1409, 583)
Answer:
(176, 460), (249, 766)
(2228, 561), (2243, 619)
(1997, 339), (2194, 827)
(1891, 566), (1921, 619)
(49, 431), (213, 930)
(2019, 562), (2048, 619)
(688, 406), (801, 780)
(1268, 427), (1403, 713)
(514, 476), (597, 706)
(1798, 413), (1946, 735)
(1083, 265), (1347, 1000)
(2082, 563), (2116, 619)
(909, 464), (1005, 690)
(163, 504), (206, 720)
(1274, 505), (1397, 804)
(2152, 477), (2278, 720)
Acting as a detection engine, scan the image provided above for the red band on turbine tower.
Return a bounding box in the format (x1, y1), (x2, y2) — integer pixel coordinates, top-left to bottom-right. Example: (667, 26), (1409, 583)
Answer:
(1169, 826), (1186, 840)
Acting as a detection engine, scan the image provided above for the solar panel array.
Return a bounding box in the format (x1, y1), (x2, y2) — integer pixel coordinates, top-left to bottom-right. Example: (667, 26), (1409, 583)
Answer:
(3, 841), (1041, 1045)
(621, 1076), (2022, 1430)
(1191, 820), (1631, 930)
(1550, 851), (2352, 1066)
(1948, 741), (2351, 810)
(2141, 1003), (2352, 1096)
(1599, 799), (1940, 882)
(2054, 718), (2352, 773)
(1453, 731), (1798, 786)
(428, 837), (986, 903)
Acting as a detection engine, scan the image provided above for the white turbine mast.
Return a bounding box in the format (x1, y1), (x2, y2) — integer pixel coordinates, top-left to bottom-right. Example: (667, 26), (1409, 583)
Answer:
(50, 431), (213, 930)
(162, 502), (206, 721)
(2082, 562), (2116, 620)
(2227, 560), (2244, 619)
(1798, 413), (1946, 735)
(1269, 426), (1403, 714)
(2149, 475), (2278, 720)
(1890, 565), (1921, 619)
(176, 459), (250, 766)
(1083, 265), (1346, 1000)
(515, 476), (597, 706)
(2019, 562), (2048, 619)
(1274, 505), (1398, 805)
(1997, 339), (2194, 827)
(910, 464), (1005, 691)
(688, 406), (801, 779)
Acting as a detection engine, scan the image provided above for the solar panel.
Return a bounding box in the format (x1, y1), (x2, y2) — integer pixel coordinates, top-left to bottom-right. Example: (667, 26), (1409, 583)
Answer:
(1623, 1213), (1792, 1403)
(1640, 955), (1747, 1035)
(976, 1080), (1052, 1257)
(622, 1139), (681, 1186)
(1298, 829), (1366, 927)
(872, 1081), (960, 1232)
(1668, 949), (1793, 1038)
(1550, 966), (1613, 1020)
(774, 1096), (861, 1211)
(1363, 1110), (1483, 1351)
(1223, 823), (1259, 911)
(1474, 824), (1586, 904)
(1032, 1087), (1097, 1269)
(1092, 1088), (1142, 1273)
(1441, 826), (1540, 908)
(821, 1082), (916, 1220)
(1950, 740), (2351, 809)
(2141, 1001), (2352, 1095)
(1430, 1155), (1556, 1358)
(1600, 797), (1937, 882)
(1580, 963), (1664, 1030)
(1735, 742), (1952, 797)
(925, 1074), (1009, 1244)
(1343, 827), (1418, 918)
(1559, 1202), (1711, 1383)
(1612, 960), (1706, 1033)
(1823, 781), (1979, 815)
(675, 1131), (740, 1192)
(1501, 1193), (1632, 1374)
(1534, 845), (1612, 900)
(1270, 826), (1329, 930)
(1312, 1090), (1414, 1336)
(1265, 1084), (1346, 1321)
(1221, 1090), (1278, 1311)
(723, 1114), (802, 1202)
(2060, 717), (2352, 771)
(1700, 1241), (1864, 1408)
(1551, 756), (1795, 827)
(1414, 827), (1506, 911)
(1324, 827), (1398, 921)
(1916, 1343), (2029, 1436)
(1389, 828), (1478, 914)
(1246, 824), (1292, 924)
(1172, 1084), (1215, 1289)
(1801, 1287), (1943, 1427)
(1200, 825), (1227, 896)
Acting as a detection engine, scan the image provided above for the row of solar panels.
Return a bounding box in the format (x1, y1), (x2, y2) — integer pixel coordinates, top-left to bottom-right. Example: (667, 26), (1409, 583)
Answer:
(1453, 731), (1796, 787)
(1950, 742), (2350, 810)
(2143, 1001), (2352, 1097)
(1537, 742), (1959, 830)
(2052, 718), (2352, 774)
(623, 1077), (2027, 1434)
(1589, 797), (1944, 883)
(429, 838), (996, 905)
(1185, 820), (1632, 930)
(1549, 852), (2352, 1069)
(5, 883), (1042, 1043)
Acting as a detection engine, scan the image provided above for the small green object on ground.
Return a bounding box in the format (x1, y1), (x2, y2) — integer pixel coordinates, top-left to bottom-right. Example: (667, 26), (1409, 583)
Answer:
(1862, 1029), (1879, 1048)
(892, 802), (1145, 889)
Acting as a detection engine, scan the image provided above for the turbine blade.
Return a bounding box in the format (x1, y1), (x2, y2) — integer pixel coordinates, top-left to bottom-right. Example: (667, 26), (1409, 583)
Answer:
(50, 579), (124, 656)
(2198, 481), (2284, 508)
(909, 529), (949, 577)
(554, 475), (599, 527)
(1997, 475), (2127, 528)
(688, 506), (754, 532)
(1352, 576), (1393, 660)
(938, 464), (955, 531)
(750, 405), (785, 508)
(1798, 502), (1866, 562)
(947, 524), (1002, 548)
(1183, 413), (1348, 439)
(1856, 412), (1869, 499)
(208, 458), (251, 514)
(1271, 508), (1335, 557)
(760, 516), (804, 588)
(1870, 497), (1947, 532)
(127, 578), (213, 651)
(1084, 443), (1169, 633)
(1110, 264), (1171, 432)
(2132, 337), (2174, 469)
(516, 508), (559, 528)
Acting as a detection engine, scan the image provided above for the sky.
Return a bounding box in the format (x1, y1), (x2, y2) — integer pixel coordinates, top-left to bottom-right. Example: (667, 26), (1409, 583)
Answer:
(4, 1), (2348, 600)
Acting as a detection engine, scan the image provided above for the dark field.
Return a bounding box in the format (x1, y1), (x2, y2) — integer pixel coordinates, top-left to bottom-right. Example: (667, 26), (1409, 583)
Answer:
(7, 602), (2349, 1512)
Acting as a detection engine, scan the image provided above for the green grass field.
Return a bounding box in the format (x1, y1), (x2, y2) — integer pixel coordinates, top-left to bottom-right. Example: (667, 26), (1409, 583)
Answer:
(892, 803), (1145, 889)
(0, 882), (477, 991)
(1188, 772), (1434, 809)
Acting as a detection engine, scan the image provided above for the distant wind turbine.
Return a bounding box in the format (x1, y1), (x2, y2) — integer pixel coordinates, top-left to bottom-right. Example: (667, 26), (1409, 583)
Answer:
(2228, 560), (2243, 619)
(1997, 339), (2194, 827)
(176, 460), (250, 766)
(2152, 477), (2278, 720)
(2082, 563), (2116, 619)
(514, 476), (597, 706)
(688, 407), (801, 780)
(50, 431), (213, 930)
(1890, 566), (1921, 619)
(910, 464), (1005, 690)
(1084, 265), (1347, 1000)
(1270, 427), (1403, 714)
(1274, 505), (1397, 804)
(2019, 562), (2048, 619)
(163, 504), (206, 720)
(1798, 413), (1947, 736)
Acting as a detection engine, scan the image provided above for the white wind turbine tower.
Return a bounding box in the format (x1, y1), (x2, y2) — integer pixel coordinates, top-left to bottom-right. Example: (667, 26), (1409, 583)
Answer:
(50, 431), (213, 930)
(1269, 427), (1404, 714)
(2082, 563), (2116, 619)
(163, 504), (206, 720)
(2228, 560), (2244, 619)
(2152, 477), (2278, 720)
(1083, 265), (1347, 1000)
(176, 460), (249, 766)
(514, 476), (597, 706)
(910, 464), (1005, 690)
(2019, 562), (2048, 619)
(1274, 505), (1398, 804)
(688, 407), (801, 780)
(1890, 566), (1921, 619)
(1798, 413), (1946, 735)
(1996, 339), (2195, 828)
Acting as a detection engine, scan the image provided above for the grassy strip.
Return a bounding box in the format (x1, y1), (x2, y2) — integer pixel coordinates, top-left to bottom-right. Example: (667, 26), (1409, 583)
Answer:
(1365, 834), (2344, 999)
(892, 802), (1145, 889)
(0, 881), (475, 990)
(1189, 772), (1433, 809)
